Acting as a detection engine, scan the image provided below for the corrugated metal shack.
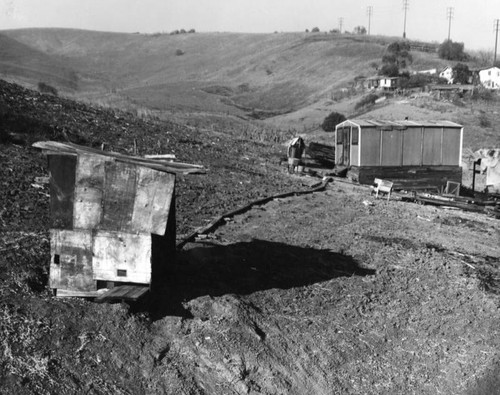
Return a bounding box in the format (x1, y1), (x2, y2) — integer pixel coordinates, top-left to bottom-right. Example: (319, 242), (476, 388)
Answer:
(334, 120), (463, 189)
(34, 141), (205, 299)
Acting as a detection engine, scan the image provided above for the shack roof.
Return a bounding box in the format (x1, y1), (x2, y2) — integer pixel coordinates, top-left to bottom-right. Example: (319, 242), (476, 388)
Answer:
(336, 119), (463, 129)
(33, 141), (205, 175)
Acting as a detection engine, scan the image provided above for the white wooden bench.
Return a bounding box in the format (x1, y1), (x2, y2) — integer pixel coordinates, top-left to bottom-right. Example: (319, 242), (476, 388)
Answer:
(372, 178), (393, 201)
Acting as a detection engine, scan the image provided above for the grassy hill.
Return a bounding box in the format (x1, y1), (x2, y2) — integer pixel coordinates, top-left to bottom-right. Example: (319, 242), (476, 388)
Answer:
(0, 28), (452, 118)
(0, 33), (78, 90)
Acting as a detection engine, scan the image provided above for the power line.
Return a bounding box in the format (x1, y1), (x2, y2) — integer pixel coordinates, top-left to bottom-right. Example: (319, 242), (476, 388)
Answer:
(367, 6), (373, 35)
(447, 7), (454, 41)
(494, 19), (500, 65)
(338, 17), (344, 33)
(402, 0), (409, 39)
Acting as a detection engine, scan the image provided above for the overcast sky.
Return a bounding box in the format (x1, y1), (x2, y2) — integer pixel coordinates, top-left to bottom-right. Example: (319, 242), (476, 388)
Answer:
(1, 0), (499, 51)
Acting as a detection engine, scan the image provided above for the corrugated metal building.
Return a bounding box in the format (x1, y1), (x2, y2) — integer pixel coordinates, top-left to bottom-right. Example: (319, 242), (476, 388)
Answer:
(334, 120), (463, 189)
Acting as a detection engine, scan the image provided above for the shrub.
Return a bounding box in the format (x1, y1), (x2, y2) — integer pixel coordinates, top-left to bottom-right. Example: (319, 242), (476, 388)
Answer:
(321, 112), (346, 132)
(175, 49), (184, 56)
(188, 29), (196, 33)
(354, 93), (379, 110)
(311, 27), (320, 33)
(478, 112), (491, 127)
(452, 63), (471, 85)
(438, 39), (468, 61)
(471, 87), (494, 101)
(37, 82), (58, 96)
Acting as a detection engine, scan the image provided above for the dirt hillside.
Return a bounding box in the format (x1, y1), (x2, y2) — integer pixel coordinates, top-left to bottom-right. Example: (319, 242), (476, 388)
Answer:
(1, 79), (500, 394)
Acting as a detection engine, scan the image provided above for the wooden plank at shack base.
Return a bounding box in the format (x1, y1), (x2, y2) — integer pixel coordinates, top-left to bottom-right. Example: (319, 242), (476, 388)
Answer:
(55, 289), (100, 298)
(95, 285), (149, 303)
(49, 229), (95, 292)
(92, 231), (152, 284)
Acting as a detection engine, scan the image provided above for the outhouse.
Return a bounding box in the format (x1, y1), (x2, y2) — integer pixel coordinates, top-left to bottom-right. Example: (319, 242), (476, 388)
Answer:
(33, 141), (205, 299)
(334, 120), (463, 189)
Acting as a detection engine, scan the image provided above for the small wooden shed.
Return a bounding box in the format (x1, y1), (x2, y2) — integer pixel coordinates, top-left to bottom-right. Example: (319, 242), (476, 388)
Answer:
(334, 120), (463, 189)
(34, 141), (205, 298)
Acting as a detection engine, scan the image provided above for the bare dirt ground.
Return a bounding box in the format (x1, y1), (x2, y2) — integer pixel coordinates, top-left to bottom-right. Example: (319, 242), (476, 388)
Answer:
(1, 79), (500, 394)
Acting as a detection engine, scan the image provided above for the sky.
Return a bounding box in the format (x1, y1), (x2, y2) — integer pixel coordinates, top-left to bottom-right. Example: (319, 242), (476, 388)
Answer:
(1, 0), (500, 51)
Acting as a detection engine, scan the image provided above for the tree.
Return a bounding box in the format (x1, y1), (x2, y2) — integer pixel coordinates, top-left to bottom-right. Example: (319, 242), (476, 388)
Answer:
(438, 39), (468, 61)
(311, 27), (320, 33)
(452, 63), (470, 84)
(353, 26), (367, 35)
(321, 112), (346, 132)
(379, 63), (400, 77)
(378, 41), (413, 76)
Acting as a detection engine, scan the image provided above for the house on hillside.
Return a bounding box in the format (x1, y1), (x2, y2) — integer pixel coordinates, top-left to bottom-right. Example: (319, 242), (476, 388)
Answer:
(439, 66), (454, 84)
(379, 77), (400, 90)
(413, 68), (437, 75)
(364, 76), (380, 90)
(334, 119), (463, 190)
(478, 66), (500, 89)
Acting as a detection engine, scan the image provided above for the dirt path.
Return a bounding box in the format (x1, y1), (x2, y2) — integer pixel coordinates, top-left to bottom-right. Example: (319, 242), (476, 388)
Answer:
(152, 180), (500, 394)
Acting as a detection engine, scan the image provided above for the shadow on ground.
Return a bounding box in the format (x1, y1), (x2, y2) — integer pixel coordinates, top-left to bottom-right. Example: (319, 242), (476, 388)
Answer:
(138, 238), (375, 319)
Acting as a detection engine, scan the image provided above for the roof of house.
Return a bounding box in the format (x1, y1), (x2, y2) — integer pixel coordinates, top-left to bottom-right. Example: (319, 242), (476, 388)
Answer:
(336, 119), (463, 129)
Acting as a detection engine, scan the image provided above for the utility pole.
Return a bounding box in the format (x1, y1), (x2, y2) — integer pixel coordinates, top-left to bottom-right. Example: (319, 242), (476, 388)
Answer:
(447, 7), (454, 41)
(494, 19), (500, 65)
(367, 6), (373, 35)
(402, 0), (409, 39)
(339, 17), (344, 33)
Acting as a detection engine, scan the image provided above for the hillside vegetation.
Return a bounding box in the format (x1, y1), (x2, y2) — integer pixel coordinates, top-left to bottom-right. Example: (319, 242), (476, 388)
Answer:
(1, 28), (452, 117)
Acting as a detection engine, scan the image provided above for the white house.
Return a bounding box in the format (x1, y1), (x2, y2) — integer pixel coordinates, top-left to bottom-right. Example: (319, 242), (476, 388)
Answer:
(439, 66), (454, 84)
(379, 77), (400, 90)
(478, 66), (500, 90)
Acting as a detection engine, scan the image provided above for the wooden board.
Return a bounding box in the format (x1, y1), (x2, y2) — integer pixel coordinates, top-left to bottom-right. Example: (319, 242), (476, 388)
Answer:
(48, 154), (76, 229)
(349, 165), (462, 189)
(49, 229), (95, 292)
(73, 154), (106, 229)
(94, 285), (149, 303)
(130, 167), (175, 235)
(101, 161), (137, 231)
(92, 231), (152, 284)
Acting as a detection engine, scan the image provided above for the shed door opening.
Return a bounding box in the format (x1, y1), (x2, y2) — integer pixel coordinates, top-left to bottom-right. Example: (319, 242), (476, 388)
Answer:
(337, 127), (351, 166)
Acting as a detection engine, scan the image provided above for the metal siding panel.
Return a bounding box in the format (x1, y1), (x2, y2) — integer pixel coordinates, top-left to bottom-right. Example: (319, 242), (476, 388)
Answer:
(381, 130), (402, 166)
(102, 161), (137, 231)
(422, 128), (442, 165)
(73, 154), (106, 229)
(360, 127), (381, 166)
(92, 231), (152, 284)
(402, 128), (422, 165)
(48, 154), (76, 229)
(442, 128), (461, 165)
(49, 229), (95, 291)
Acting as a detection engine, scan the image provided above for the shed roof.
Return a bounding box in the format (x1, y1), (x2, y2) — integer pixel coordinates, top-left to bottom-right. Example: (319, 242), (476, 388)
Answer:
(336, 119), (463, 129)
(33, 141), (205, 175)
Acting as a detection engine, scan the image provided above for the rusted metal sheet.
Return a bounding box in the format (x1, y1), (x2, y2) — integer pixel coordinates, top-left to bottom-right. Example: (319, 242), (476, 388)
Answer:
(101, 162), (137, 231)
(73, 154), (106, 229)
(49, 229), (95, 291)
(48, 154), (76, 229)
(92, 231), (152, 284)
(131, 167), (175, 235)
